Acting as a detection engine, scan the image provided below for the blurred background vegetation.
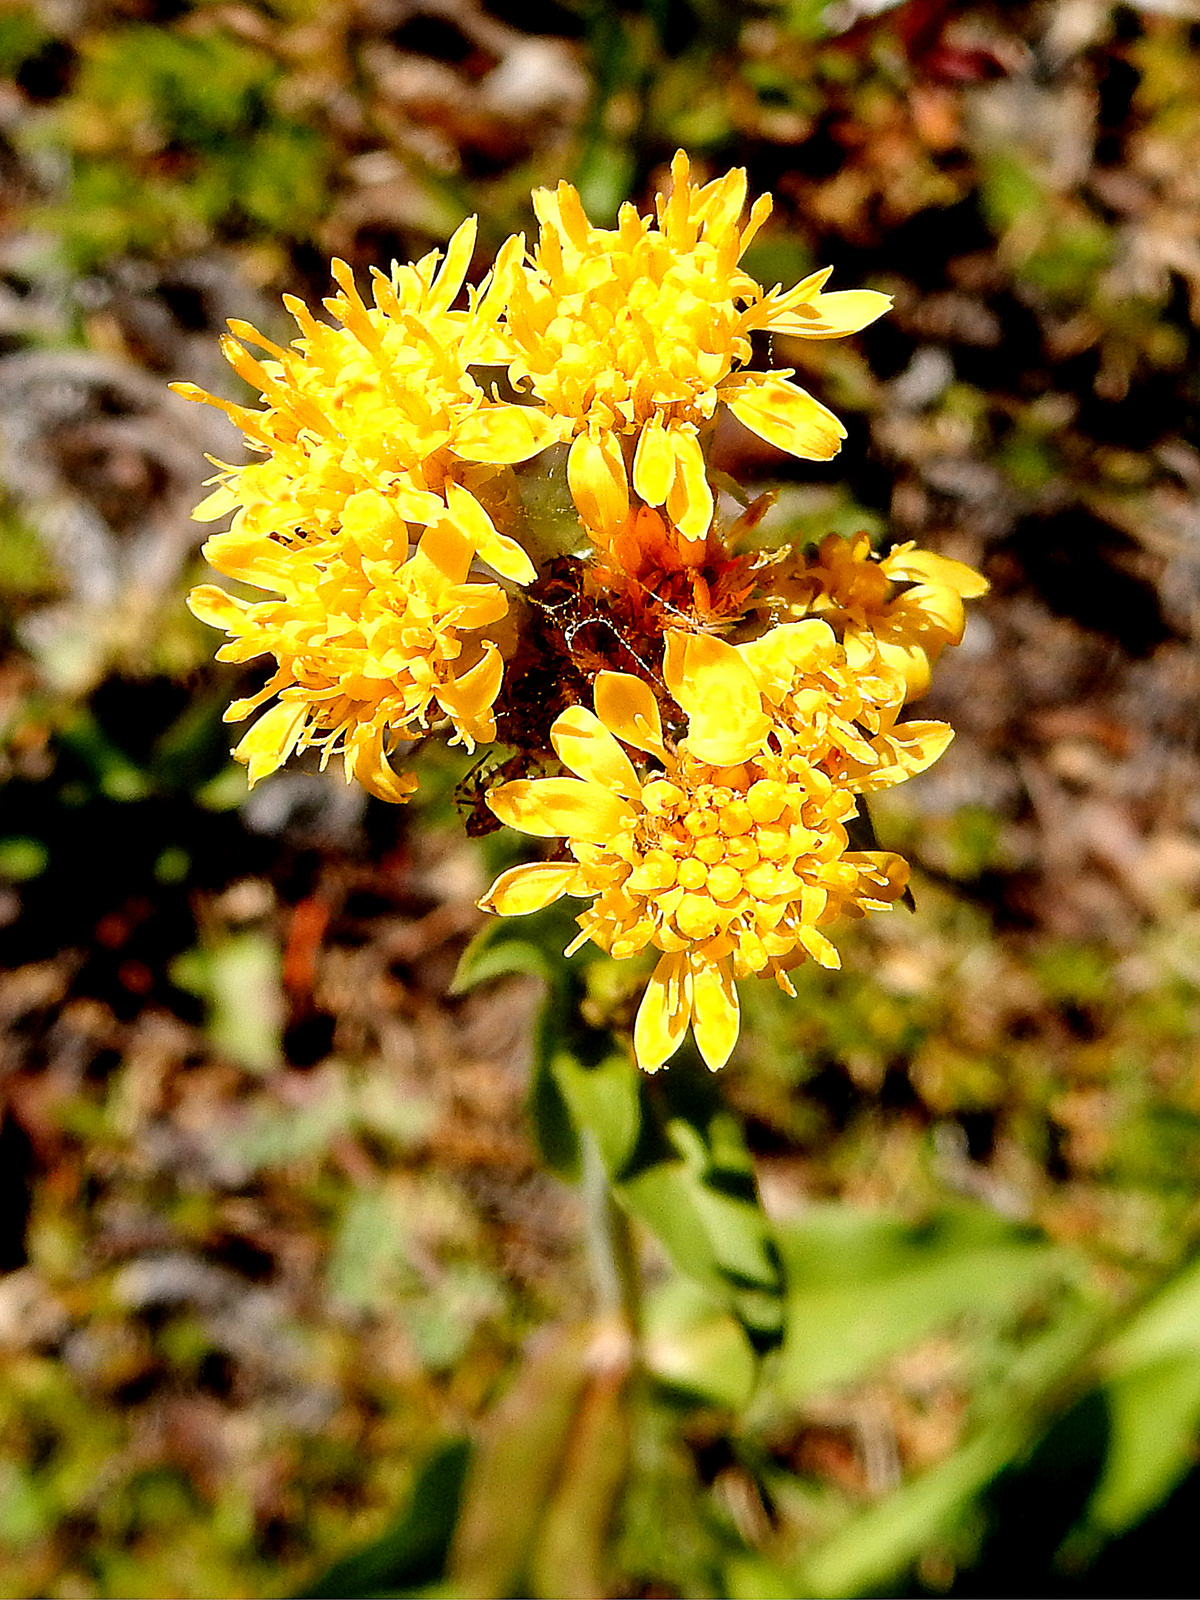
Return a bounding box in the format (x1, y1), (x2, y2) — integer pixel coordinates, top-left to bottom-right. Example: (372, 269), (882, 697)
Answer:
(5, 1), (1200, 1595)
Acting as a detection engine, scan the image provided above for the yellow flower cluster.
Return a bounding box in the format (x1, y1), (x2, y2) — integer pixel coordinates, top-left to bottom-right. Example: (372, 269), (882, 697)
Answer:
(778, 531), (991, 698)
(181, 153), (987, 1073)
(480, 621), (947, 1072)
(497, 151), (890, 545)
(179, 219), (558, 795)
(189, 514), (505, 802)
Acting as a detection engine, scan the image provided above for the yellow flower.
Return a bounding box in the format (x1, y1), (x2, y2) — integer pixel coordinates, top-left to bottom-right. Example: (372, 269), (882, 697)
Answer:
(779, 532), (990, 697)
(478, 667), (908, 1074)
(189, 508), (507, 801)
(497, 151), (891, 546)
(665, 624), (955, 794)
(174, 218), (562, 587)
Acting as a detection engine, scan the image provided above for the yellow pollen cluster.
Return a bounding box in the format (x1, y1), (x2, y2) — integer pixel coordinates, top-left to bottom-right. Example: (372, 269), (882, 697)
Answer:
(572, 753), (896, 978)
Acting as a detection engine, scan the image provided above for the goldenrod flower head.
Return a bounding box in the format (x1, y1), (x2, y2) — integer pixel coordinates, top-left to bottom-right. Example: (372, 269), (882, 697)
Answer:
(499, 151), (891, 546)
(189, 511), (507, 802)
(781, 532), (990, 697)
(175, 219), (561, 587)
(479, 666), (908, 1074)
(665, 624), (955, 793)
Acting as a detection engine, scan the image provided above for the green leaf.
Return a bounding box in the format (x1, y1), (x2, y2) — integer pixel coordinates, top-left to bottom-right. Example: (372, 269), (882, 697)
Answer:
(617, 1101), (783, 1345)
(529, 1050), (581, 1179)
(790, 1308), (1104, 1598)
(1103, 1254), (1200, 1368)
(1086, 1254), (1200, 1534)
(774, 1206), (1065, 1401)
(644, 1278), (757, 1409)
(551, 1050), (641, 1179)
(450, 925), (553, 995)
(301, 1438), (471, 1598)
(1088, 1355), (1200, 1535)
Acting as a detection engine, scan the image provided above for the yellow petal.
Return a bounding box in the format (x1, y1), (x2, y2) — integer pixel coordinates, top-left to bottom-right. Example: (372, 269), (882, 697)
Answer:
(664, 426), (713, 542)
(187, 583), (248, 632)
(664, 631), (771, 767)
(882, 546), (990, 599)
(594, 671), (664, 755)
(533, 180), (592, 250)
(721, 374), (846, 461)
(340, 488), (409, 557)
(413, 516), (474, 586)
(191, 483), (238, 522)
(842, 626), (878, 674)
(201, 530), (291, 589)
(632, 416), (675, 506)
(233, 701), (308, 786)
(898, 584), (966, 644)
(632, 952), (692, 1073)
(773, 265), (833, 307)
(437, 646), (502, 744)
(551, 705), (640, 798)
(453, 405), (561, 465)
(567, 429), (630, 539)
(737, 619), (837, 692)
(487, 778), (635, 843)
(859, 722), (954, 791)
(392, 485), (447, 525)
(444, 480), (536, 585)
(479, 862), (584, 916)
(693, 163), (748, 236)
(845, 851), (910, 909)
(345, 725), (419, 804)
(876, 637), (933, 699)
(768, 288), (892, 339)
(452, 581), (509, 631)
(689, 957), (740, 1071)
(426, 215), (477, 317)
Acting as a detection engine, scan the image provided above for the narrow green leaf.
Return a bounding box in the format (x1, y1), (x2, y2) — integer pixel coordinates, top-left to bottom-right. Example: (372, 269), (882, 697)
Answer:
(1103, 1254), (1200, 1368)
(450, 927), (552, 994)
(448, 1325), (593, 1600)
(1088, 1355), (1200, 1535)
(552, 1051), (641, 1178)
(1085, 1255), (1200, 1535)
(790, 1309), (1105, 1598)
(301, 1438), (471, 1599)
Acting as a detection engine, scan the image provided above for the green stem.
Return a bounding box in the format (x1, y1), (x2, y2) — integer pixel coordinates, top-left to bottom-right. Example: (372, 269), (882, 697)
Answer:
(581, 1130), (641, 1349)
